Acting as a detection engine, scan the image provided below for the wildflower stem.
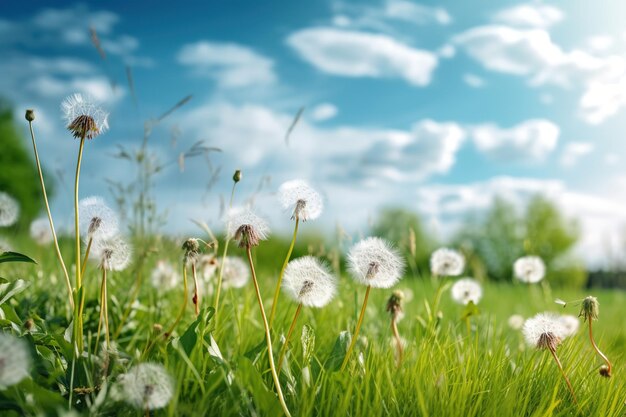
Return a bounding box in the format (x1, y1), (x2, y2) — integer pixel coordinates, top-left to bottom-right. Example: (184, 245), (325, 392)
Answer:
(269, 218), (299, 327)
(213, 181), (238, 325)
(165, 263), (189, 338)
(431, 278), (445, 323)
(277, 303), (303, 375)
(341, 285), (372, 371)
(391, 317), (403, 366)
(95, 267), (108, 353)
(245, 247), (292, 417)
(27, 121), (74, 310)
(588, 319), (612, 376)
(548, 345), (578, 404)
(73, 136), (86, 354)
(192, 262), (200, 316)
(80, 237), (93, 279)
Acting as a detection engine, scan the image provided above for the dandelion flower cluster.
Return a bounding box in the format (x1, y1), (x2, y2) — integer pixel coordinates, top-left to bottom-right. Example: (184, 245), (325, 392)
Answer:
(283, 256), (337, 307)
(92, 236), (132, 271)
(78, 197), (119, 242)
(61, 93), (109, 140)
(348, 237), (404, 289)
(29, 218), (53, 245)
(522, 312), (567, 350)
(0, 333), (31, 389)
(150, 261), (180, 291)
(451, 278), (483, 305)
(278, 179), (323, 221)
(430, 248), (465, 277)
(514, 256), (546, 283)
(120, 363), (174, 410)
(0, 192), (19, 227)
(221, 256), (249, 289)
(559, 315), (580, 337)
(226, 207), (270, 248)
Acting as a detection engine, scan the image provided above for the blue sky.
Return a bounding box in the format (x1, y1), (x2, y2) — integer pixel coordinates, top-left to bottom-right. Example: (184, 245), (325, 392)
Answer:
(2, 0), (626, 265)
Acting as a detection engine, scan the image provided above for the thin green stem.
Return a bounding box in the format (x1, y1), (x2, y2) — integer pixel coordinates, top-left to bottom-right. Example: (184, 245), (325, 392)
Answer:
(103, 268), (110, 348)
(391, 318), (403, 367)
(192, 263), (200, 316)
(548, 346), (578, 405)
(95, 268), (106, 354)
(341, 285), (372, 371)
(73, 137), (86, 354)
(214, 182), (238, 324)
(245, 248), (291, 417)
(269, 218), (299, 327)
(27, 121), (74, 310)
(588, 319), (612, 376)
(277, 303), (303, 375)
(80, 237), (93, 279)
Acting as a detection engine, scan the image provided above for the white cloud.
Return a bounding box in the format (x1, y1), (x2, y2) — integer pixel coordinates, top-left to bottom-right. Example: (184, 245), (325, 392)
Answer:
(383, 0), (451, 25)
(471, 119), (559, 162)
(586, 35), (614, 52)
(177, 41), (276, 88)
(492, 3), (563, 29)
(463, 73), (486, 88)
(455, 25), (626, 124)
(311, 103), (338, 121)
(287, 27), (438, 86)
(560, 142), (594, 167)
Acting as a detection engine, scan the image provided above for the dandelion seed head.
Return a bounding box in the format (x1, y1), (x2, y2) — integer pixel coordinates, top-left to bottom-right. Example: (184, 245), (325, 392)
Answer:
(29, 218), (52, 245)
(92, 235), (131, 271)
(514, 256), (546, 284)
(283, 256), (337, 307)
(580, 295), (599, 321)
(61, 93), (109, 139)
(226, 207), (269, 248)
(182, 238), (201, 264)
(278, 179), (323, 221)
(197, 255), (218, 283)
(221, 256), (249, 289)
(522, 312), (567, 350)
(0, 192), (19, 227)
(78, 197), (119, 242)
(348, 237), (404, 289)
(120, 363), (173, 410)
(559, 315), (580, 337)
(386, 290), (404, 322)
(0, 333), (31, 389)
(508, 314), (525, 330)
(150, 261), (180, 291)
(451, 278), (483, 305)
(430, 248), (465, 277)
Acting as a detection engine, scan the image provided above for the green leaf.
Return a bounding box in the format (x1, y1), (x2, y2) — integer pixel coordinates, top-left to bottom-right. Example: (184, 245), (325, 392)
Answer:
(0, 251), (37, 264)
(301, 324), (315, 364)
(179, 318), (200, 357)
(0, 279), (29, 305)
(325, 330), (351, 372)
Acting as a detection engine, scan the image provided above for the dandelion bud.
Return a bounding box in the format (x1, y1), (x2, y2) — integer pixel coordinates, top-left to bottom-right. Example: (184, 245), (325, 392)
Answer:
(599, 365), (611, 378)
(226, 207), (269, 249)
(24, 319), (35, 331)
(233, 169), (242, 183)
(25, 109), (35, 122)
(580, 296), (599, 321)
(386, 290), (404, 322)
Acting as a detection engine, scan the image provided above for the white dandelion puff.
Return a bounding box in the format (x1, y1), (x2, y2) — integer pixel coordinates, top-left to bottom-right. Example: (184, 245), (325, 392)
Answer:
(522, 312), (567, 350)
(283, 256), (337, 307)
(508, 314), (525, 330)
(29, 218), (53, 245)
(221, 256), (249, 289)
(514, 256), (546, 284)
(348, 237), (404, 289)
(78, 196), (119, 242)
(0, 238), (11, 253)
(0, 192), (19, 227)
(197, 255), (218, 283)
(278, 179), (323, 221)
(226, 206), (270, 248)
(559, 315), (580, 337)
(150, 261), (180, 291)
(430, 248), (465, 277)
(120, 363), (174, 410)
(92, 235), (132, 271)
(0, 333), (31, 389)
(450, 278), (483, 305)
(61, 93), (109, 139)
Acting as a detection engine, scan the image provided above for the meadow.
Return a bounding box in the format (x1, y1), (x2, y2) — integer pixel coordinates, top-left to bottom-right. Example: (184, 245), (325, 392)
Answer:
(0, 95), (624, 417)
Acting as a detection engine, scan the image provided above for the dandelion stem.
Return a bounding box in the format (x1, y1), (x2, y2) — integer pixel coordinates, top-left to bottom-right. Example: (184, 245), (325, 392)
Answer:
(27, 121), (74, 310)
(165, 263), (189, 338)
(73, 136), (86, 354)
(277, 303), (303, 375)
(588, 319), (612, 376)
(95, 268), (106, 353)
(269, 218), (299, 327)
(192, 262), (200, 316)
(213, 181), (238, 325)
(80, 237), (93, 279)
(245, 247), (291, 417)
(341, 285), (372, 371)
(548, 345), (578, 404)
(391, 317), (403, 367)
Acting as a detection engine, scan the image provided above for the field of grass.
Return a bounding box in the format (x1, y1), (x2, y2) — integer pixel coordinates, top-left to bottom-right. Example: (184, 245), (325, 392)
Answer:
(0, 235), (624, 417)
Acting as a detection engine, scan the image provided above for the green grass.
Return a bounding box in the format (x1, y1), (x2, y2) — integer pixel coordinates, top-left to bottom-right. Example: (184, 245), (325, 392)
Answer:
(0, 236), (625, 417)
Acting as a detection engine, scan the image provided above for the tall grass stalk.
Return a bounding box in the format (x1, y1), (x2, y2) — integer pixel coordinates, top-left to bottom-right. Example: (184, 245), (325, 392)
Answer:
(269, 218), (299, 327)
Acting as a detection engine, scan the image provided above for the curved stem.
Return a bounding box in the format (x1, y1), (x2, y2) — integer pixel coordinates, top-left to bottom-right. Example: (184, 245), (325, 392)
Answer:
(27, 121), (74, 310)
(548, 346), (578, 405)
(391, 318), (403, 367)
(341, 285), (372, 371)
(192, 263), (200, 316)
(277, 303), (303, 375)
(246, 248), (291, 417)
(269, 218), (299, 327)
(73, 137), (86, 354)
(588, 319), (612, 376)
(213, 182), (237, 324)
